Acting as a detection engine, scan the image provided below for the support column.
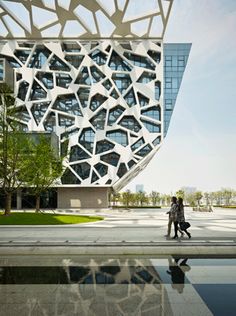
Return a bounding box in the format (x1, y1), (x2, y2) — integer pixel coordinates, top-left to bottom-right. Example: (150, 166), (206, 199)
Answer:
(16, 189), (22, 210)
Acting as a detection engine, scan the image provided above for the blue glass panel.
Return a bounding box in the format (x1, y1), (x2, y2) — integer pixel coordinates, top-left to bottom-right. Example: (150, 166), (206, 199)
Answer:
(163, 43), (191, 135)
(71, 162), (91, 180)
(94, 162), (108, 176)
(131, 137), (144, 151)
(90, 93), (107, 111)
(136, 144), (152, 157)
(119, 116), (141, 132)
(106, 130), (128, 146)
(100, 152), (120, 167)
(79, 128), (95, 153)
(90, 109), (107, 130)
(96, 140), (115, 154)
(53, 94), (82, 116)
(141, 119), (160, 133)
(141, 106), (160, 120)
(124, 52), (155, 70)
(112, 73), (132, 94)
(117, 163), (127, 178)
(109, 51), (132, 71)
(69, 145), (90, 162)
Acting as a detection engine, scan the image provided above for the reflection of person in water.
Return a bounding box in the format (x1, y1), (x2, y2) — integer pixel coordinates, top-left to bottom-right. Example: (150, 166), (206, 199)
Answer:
(166, 257), (191, 293)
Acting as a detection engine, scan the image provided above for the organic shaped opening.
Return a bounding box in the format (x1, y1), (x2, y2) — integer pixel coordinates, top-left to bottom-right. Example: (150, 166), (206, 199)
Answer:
(124, 88), (136, 107)
(53, 94), (82, 116)
(61, 42), (81, 52)
(124, 52), (155, 70)
(49, 55), (70, 72)
(14, 106), (30, 122)
(36, 72), (54, 89)
(14, 50), (30, 64)
(75, 66), (91, 85)
(69, 145), (90, 162)
(61, 168), (81, 184)
(79, 128), (95, 153)
(137, 92), (149, 107)
(119, 116), (141, 132)
(89, 93), (107, 111)
(65, 55), (84, 69)
(89, 49), (107, 65)
(110, 88), (119, 100)
(106, 179), (112, 184)
(120, 42), (132, 50)
(31, 101), (50, 125)
(155, 81), (161, 101)
(95, 139), (115, 154)
(58, 114), (75, 128)
(106, 130), (128, 146)
(56, 73), (72, 88)
(100, 152), (120, 167)
(117, 163), (127, 178)
(16, 73), (22, 81)
(61, 140), (68, 157)
(109, 51), (132, 71)
(44, 112), (56, 132)
(90, 65), (105, 83)
(91, 171), (99, 183)
(28, 45), (51, 69)
(131, 137), (145, 151)
(17, 80), (29, 101)
(77, 87), (90, 108)
(141, 119), (160, 133)
(136, 144), (152, 157)
(112, 73), (131, 94)
(29, 81), (46, 101)
(61, 127), (80, 141)
(147, 50), (161, 63)
(108, 105), (125, 126)
(90, 109), (107, 130)
(153, 136), (161, 146)
(94, 162), (108, 177)
(128, 159), (136, 169)
(102, 79), (112, 91)
(71, 162), (91, 180)
(137, 71), (156, 83)
(18, 42), (35, 48)
(141, 106), (160, 120)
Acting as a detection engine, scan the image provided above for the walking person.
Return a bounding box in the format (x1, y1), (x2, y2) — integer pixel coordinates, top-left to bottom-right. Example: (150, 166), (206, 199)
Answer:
(165, 196), (178, 238)
(176, 197), (191, 239)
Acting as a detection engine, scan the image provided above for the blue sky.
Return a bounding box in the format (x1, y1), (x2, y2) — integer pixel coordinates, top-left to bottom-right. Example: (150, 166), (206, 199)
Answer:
(126, 0), (236, 193)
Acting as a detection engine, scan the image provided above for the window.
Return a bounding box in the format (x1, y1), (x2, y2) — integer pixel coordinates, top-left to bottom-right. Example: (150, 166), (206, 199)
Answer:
(131, 138), (144, 151)
(124, 52), (155, 70)
(69, 145), (90, 162)
(94, 162), (108, 176)
(56, 73), (72, 88)
(141, 106), (160, 121)
(109, 51), (132, 71)
(61, 168), (81, 184)
(77, 87), (90, 108)
(49, 55), (70, 72)
(112, 73), (131, 94)
(89, 49), (107, 65)
(141, 119), (160, 133)
(90, 109), (107, 130)
(28, 45), (51, 69)
(119, 116), (141, 132)
(31, 102), (50, 125)
(65, 55), (84, 69)
(117, 163), (127, 178)
(72, 162), (91, 180)
(58, 114), (75, 128)
(96, 140), (114, 154)
(79, 128), (95, 153)
(89, 93), (107, 111)
(52, 94), (82, 116)
(100, 152), (120, 167)
(106, 130), (128, 146)
(124, 88), (136, 107)
(137, 71), (156, 83)
(61, 42), (81, 53)
(108, 105), (124, 126)
(75, 67), (91, 85)
(136, 144), (152, 157)
(36, 72), (53, 89)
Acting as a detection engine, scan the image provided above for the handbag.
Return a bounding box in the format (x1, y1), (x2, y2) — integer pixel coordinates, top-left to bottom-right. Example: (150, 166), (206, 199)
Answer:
(180, 221), (191, 230)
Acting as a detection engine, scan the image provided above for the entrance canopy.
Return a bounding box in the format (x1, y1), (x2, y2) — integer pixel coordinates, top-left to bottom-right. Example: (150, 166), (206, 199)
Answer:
(0, 0), (173, 39)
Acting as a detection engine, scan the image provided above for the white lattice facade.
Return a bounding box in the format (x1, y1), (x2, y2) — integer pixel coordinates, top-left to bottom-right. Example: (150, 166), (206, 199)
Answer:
(0, 1), (192, 208)
(0, 40), (163, 191)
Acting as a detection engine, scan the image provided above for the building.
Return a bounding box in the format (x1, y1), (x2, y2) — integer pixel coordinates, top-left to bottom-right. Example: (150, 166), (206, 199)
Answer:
(0, 0), (191, 208)
(135, 184), (144, 193)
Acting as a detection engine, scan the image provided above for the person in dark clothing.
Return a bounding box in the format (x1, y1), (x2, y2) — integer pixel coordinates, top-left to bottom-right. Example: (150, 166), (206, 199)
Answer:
(166, 257), (191, 293)
(174, 197), (191, 239)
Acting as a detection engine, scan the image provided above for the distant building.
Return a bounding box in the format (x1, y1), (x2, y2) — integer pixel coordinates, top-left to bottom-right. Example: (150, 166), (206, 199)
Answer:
(181, 187), (197, 194)
(136, 185), (144, 193)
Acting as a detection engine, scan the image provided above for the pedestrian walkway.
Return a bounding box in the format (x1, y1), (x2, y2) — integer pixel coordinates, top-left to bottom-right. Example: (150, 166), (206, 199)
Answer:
(0, 207), (235, 255)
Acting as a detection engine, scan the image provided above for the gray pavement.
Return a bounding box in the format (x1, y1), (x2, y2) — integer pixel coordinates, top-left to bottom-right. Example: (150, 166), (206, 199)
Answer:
(0, 207), (236, 255)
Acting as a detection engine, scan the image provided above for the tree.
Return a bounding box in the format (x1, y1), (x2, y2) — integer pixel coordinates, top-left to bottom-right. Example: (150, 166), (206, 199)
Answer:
(136, 191), (148, 206)
(23, 135), (63, 212)
(176, 190), (185, 200)
(204, 192), (210, 206)
(121, 190), (134, 207)
(150, 191), (160, 206)
(194, 191), (203, 206)
(0, 83), (32, 215)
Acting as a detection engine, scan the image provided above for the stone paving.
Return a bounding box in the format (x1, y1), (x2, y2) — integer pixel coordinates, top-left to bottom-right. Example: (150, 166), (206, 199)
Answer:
(0, 207), (235, 255)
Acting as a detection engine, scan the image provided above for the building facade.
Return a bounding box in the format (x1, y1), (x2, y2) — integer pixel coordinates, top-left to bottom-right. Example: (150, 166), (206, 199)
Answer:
(0, 0), (190, 208)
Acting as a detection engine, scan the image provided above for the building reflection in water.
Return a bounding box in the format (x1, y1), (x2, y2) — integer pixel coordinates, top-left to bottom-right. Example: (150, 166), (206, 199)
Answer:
(0, 257), (192, 315)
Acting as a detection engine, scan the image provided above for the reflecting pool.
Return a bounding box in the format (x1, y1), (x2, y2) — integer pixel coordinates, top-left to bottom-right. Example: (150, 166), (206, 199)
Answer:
(0, 256), (235, 315)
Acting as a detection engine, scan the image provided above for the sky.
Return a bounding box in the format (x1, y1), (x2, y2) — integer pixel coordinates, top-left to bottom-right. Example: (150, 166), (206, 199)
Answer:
(125, 0), (236, 194)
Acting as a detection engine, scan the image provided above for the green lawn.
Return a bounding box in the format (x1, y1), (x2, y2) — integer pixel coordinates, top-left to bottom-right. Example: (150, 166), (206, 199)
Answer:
(0, 212), (103, 225)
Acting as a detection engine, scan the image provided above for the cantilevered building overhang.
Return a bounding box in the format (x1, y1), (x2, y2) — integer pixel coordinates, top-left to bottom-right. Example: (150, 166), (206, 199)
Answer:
(0, 0), (190, 208)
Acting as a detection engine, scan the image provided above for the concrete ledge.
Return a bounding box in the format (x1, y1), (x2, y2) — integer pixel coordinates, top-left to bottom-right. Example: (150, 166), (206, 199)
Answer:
(0, 243), (236, 255)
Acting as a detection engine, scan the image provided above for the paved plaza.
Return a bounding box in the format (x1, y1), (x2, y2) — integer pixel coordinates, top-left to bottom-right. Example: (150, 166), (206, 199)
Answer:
(0, 207), (235, 255)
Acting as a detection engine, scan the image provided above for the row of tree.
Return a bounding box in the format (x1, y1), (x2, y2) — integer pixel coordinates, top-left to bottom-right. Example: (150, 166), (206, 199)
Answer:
(0, 83), (63, 215)
(111, 188), (236, 207)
